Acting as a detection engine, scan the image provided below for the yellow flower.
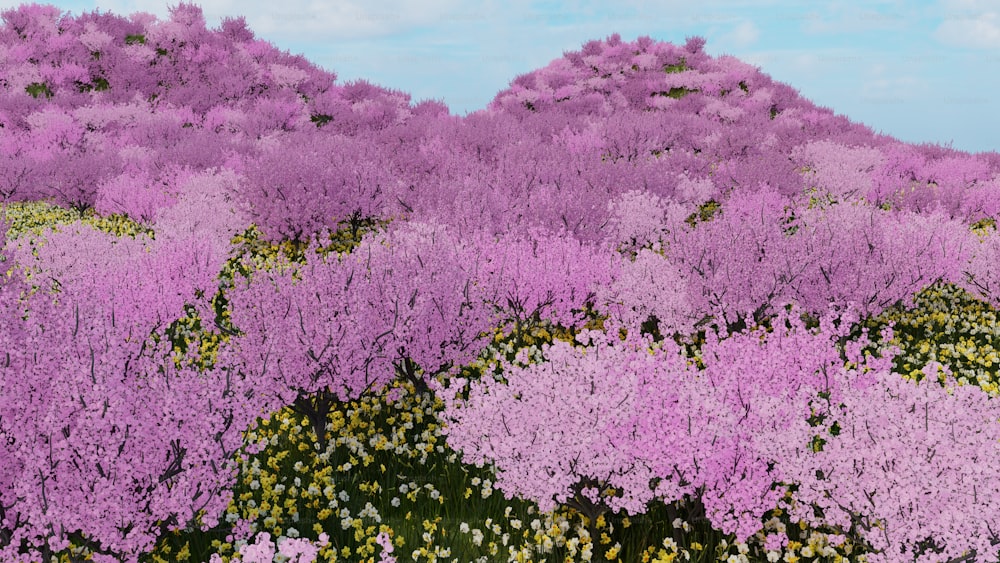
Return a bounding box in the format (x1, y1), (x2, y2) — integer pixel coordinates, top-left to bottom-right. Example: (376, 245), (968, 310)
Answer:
(651, 548), (676, 563)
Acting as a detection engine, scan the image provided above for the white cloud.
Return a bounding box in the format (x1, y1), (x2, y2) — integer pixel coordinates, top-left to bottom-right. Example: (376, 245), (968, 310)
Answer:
(940, 0), (997, 13)
(717, 20), (760, 49)
(798, 0), (908, 35)
(859, 61), (925, 102)
(732, 20), (760, 46)
(934, 11), (1000, 48)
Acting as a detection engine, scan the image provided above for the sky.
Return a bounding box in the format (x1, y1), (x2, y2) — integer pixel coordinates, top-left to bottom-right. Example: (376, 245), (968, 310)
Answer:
(2, 0), (999, 154)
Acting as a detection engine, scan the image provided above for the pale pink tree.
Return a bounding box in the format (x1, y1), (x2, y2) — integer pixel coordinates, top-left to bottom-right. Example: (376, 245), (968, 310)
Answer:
(773, 358), (1000, 562)
(788, 204), (973, 318)
(440, 329), (698, 542)
(224, 236), (399, 451)
(0, 223), (260, 563)
(471, 228), (616, 333)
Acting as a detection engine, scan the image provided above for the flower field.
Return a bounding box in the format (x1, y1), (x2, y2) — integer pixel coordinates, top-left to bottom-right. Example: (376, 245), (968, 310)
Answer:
(3, 4), (1000, 563)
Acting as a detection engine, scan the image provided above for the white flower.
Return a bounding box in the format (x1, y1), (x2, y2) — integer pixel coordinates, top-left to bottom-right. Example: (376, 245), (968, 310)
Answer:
(460, 522), (470, 534)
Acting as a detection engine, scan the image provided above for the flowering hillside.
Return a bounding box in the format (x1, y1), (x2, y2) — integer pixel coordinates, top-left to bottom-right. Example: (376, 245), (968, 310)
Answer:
(2, 3), (1000, 563)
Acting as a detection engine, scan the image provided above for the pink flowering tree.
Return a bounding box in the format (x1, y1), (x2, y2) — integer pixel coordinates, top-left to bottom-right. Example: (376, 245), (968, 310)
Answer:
(629, 310), (877, 543)
(772, 357), (1000, 562)
(225, 221), (497, 448)
(791, 140), (884, 204)
(225, 237), (399, 452)
(787, 203), (973, 318)
(441, 310), (866, 545)
(471, 228), (616, 334)
(440, 329), (698, 542)
(235, 129), (400, 243)
(356, 222), (496, 392)
(0, 223), (260, 563)
(594, 247), (700, 339)
(0, 128), (43, 202)
(663, 188), (799, 331)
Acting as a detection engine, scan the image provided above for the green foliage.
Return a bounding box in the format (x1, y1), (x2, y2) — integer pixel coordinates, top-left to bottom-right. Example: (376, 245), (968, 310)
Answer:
(663, 58), (687, 73)
(25, 81), (53, 99)
(684, 199), (721, 227)
(972, 217), (997, 239)
(653, 87), (697, 100)
(125, 33), (147, 45)
(310, 113), (333, 127)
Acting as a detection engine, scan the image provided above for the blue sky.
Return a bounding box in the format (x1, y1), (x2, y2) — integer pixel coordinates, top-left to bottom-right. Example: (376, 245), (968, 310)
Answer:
(3, 0), (999, 154)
